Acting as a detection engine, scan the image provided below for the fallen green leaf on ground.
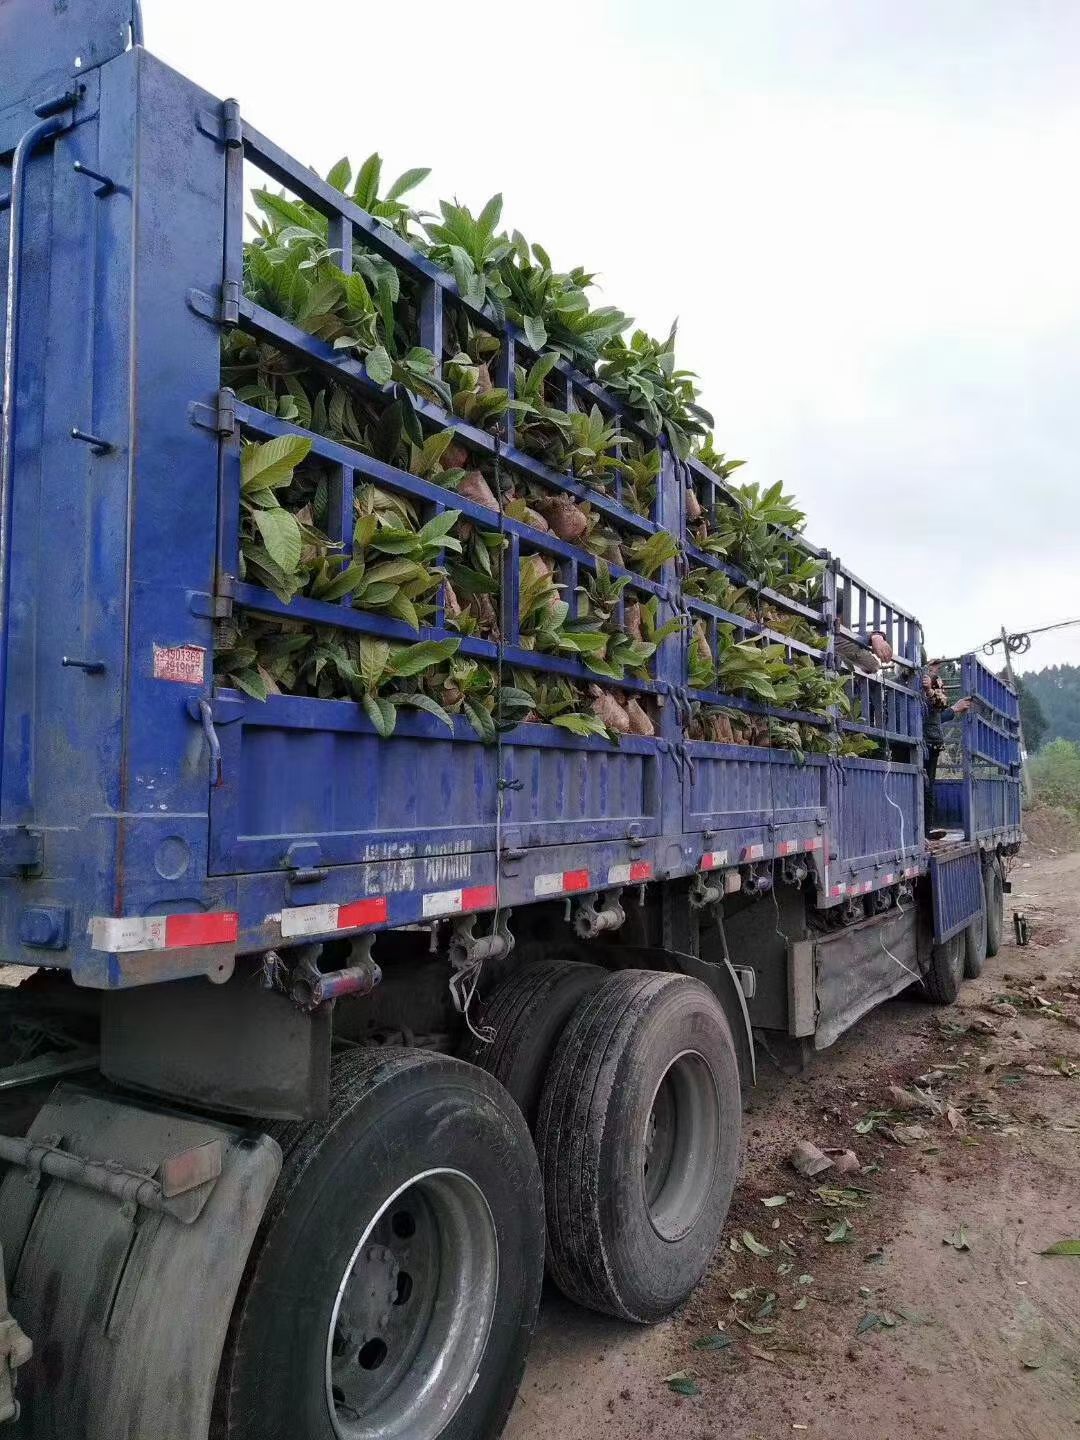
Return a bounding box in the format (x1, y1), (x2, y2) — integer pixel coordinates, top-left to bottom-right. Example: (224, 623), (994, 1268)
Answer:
(693, 1333), (734, 1351)
(742, 1230), (773, 1257)
(855, 1313), (897, 1335)
(1039, 1239), (1080, 1256)
(824, 1219), (853, 1243)
(792, 1296), (808, 1311)
(762, 1195), (789, 1207)
(665, 1372), (700, 1396)
(943, 1226), (971, 1251)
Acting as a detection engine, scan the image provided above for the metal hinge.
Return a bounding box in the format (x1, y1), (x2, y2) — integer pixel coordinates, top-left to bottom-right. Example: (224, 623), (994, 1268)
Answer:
(187, 281), (240, 327)
(188, 388), (237, 436)
(0, 828), (43, 877)
(187, 589), (233, 620)
(195, 97), (242, 149)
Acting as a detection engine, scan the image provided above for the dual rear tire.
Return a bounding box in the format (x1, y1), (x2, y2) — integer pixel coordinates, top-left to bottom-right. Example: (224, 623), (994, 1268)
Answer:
(216, 1050), (545, 1440)
(472, 961), (741, 1322)
(217, 963), (741, 1439)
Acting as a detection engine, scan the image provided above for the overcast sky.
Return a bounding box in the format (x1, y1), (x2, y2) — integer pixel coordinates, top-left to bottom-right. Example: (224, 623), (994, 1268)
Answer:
(145, 0), (1080, 674)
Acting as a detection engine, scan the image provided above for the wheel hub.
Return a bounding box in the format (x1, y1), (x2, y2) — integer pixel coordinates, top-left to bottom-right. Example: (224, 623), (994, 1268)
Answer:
(325, 1170), (499, 1440)
(642, 1050), (722, 1243)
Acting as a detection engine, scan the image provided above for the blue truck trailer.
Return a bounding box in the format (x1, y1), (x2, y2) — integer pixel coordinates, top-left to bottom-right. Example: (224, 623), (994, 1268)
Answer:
(0, 4), (1023, 1435)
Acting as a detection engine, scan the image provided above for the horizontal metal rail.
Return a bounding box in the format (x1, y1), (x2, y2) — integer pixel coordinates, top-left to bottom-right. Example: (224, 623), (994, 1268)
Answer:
(684, 596), (826, 659)
(231, 583), (664, 698)
(234, 298), (662, 540)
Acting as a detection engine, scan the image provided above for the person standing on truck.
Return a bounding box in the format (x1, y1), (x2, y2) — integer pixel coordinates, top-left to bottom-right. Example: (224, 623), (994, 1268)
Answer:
(923, 661), (973, 837)
(835, 628), (893, 674)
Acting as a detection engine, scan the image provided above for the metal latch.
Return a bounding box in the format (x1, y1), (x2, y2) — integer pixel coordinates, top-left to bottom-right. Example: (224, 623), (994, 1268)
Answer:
(0, 1134), (223, 1225)
(0, 1243), (32, 1425)
(0, 827), (43, 877)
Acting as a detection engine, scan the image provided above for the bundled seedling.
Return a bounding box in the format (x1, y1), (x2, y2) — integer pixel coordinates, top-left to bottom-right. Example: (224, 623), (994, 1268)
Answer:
(220, 149), (871, 758)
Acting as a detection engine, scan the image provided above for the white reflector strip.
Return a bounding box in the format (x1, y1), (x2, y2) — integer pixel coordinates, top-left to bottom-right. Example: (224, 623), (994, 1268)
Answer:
(280, 903), (340, 939)
(700, 850), (729, 871)
(89, 912), (240, 953)
(830, 883), (847, 897)
(90, 916), (168, 953)
(742, 844), (765, 861)
(534, 869), (590, 897)
(422, 885), (497, 919)
(607, 862), (653, 885)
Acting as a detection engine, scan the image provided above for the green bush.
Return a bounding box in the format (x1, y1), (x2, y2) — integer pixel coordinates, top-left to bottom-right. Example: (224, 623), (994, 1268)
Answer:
(1029, 738), (1080, 811)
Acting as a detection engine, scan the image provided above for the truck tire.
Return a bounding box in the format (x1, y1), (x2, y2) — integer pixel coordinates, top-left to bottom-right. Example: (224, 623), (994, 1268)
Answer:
(922, 933), (964, 1005)
(964, 904), (988, 979)
(535, 970), (741, 1323)
(984, 859), (1005, 958)
(467, 958), (608, 1130)
(215, 1048), (545, 1440)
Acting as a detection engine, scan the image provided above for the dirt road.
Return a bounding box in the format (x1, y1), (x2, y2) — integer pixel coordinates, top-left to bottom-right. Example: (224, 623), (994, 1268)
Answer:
(507, 848), (1080, 1440)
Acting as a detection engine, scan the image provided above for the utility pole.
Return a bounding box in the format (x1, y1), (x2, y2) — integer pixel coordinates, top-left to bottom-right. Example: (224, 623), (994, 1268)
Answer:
(999, 626), (1034, 804)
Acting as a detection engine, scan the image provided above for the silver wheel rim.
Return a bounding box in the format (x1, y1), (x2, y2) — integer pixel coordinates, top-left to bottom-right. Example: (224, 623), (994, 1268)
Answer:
(642, 1049), (721, 1241)
(325, 1168), (499, 1440)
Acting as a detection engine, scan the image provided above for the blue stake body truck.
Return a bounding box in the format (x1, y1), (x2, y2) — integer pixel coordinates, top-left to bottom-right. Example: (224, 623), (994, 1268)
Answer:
(0, 4), (1022, 1436)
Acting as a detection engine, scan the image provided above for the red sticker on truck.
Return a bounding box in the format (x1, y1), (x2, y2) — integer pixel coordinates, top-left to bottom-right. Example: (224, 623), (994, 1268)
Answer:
(153, 644), (205, 684)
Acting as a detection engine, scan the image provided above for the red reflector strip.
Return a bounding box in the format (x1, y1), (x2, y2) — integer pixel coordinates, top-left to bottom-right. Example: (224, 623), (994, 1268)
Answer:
(830, 883), (847, 897)
(164, 911), (239, 948)
(904, 865), (920, 879)
(777, 841), (796, 856)
(338, 897), (389, 929)
(280, 897), (388, 940)
(607, 861), (653, 885)
(805, 837), (823, 852)
(700, 850), (729, 871)
(534, 869), (591, 898)
(421, 884), (498, 919)
(884, 872), (897, 885)
(90, 911), (239, 953)
(742, 843), (765, 861)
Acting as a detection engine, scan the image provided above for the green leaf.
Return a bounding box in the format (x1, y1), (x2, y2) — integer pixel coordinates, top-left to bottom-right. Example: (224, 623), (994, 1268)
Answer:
(362, 693), (396, 737)
(1039, 1239), (1080, 1256)
(357, 639), (391, 693)
(464, 698), (496, 743)
(395, 693), (455, 731)
(325, 157), (351, 193)
(761, 1195), (788, 1208)
(551, 713), (606, 738)
(241, 435), (312, 492)
(366, 343), (393, 386)
(417, 509), (463, 547)
(385, 166), (431, 201)
(387, 638), (461, 678)
(253, 507), (302, 574)
(229, 667), (268, 701)
(824, 1219), (853, 1244)
(741, 1231), (772, 1257)
(693, 1333), (734, 1351)
(522, 313), (547, 351)
(353, 153), (382, 211)
(664, 1373), (699, 1398)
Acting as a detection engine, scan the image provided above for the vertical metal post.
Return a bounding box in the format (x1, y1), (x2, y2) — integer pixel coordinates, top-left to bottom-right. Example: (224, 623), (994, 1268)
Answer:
(997, 625), (1033, 804)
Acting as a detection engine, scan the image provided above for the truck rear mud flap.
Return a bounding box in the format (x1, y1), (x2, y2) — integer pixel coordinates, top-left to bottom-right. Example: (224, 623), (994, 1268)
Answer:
(0, 1087), (280, 1439)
